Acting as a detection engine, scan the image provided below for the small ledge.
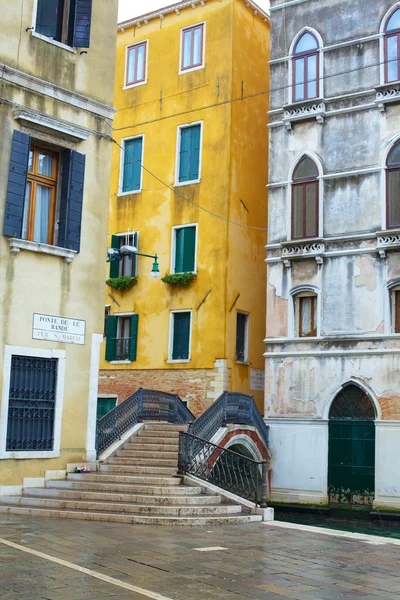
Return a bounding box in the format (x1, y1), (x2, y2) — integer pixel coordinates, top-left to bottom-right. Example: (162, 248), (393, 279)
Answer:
(110, 360), (132, 365)
(281, 239), (325, 267)
(31, 31), (76, 54)
(376, 230), (400, 258)
(283, 100), (326, 130)
(13, 108), (91, 143)
(9, 238), (76, 264)
(166, 359), (191, 364)
(375, 83), (400, 112)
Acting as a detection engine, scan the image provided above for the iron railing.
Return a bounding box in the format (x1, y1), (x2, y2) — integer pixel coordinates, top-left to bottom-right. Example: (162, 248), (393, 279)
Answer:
(188, 392), (269, 449)
(96, 388), (194, 456)
(178, 432), (268, 507)
(115, 338), (130, 361)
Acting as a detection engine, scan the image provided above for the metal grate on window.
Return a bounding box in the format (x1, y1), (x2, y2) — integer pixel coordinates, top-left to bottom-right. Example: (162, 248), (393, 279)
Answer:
(6, 355), (58, 452)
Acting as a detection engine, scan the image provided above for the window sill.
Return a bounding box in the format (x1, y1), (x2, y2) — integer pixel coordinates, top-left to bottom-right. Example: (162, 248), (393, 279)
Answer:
(166, 359), (191, 364)
(235, 360), (250, 366)
(178, 65), (205, 75)
(31, 31), (76, 54)
(123, 80), (147, 90)
(9, 239), (76, 264)
(283, 100), (325, 130)
(117, 190), (142, 197)
(174, 179), (201, 187)
(0, 450), (60, 460)
(110, 360), (132, 365)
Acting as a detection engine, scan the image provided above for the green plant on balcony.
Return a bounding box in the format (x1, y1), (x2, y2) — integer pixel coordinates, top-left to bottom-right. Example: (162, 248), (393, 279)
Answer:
(106, 276), (137, 292)
(161, 272), (196, 287)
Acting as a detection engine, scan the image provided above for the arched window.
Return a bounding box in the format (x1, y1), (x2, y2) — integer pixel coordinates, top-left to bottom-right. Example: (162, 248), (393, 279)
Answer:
(384, 8), (400, 83)
(386, 141), (400, 228)
(293, 291), (318, 337)
(293, 32), (319, 102)
(292, 156), (319, 239)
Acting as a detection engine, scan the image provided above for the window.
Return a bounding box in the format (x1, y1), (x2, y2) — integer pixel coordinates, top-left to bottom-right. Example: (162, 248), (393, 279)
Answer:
(4, 131), (86, 253)
(109, 233), (139, 278)
(6, 355), (58, 451)
(385, 9), (400, 83)
(97, 397), (117, 420)
(181, 23), (205, 72)
(34, 0), (93, 48)
(105, 314), (139, 362)
(176, 124), (202, 184)
(172, 225), (197, 273)
(292, 156), (319, 239)
(170, 312), (191, 361)
(386, 142), (400, 228)
(121, 136), (143, 194)
(22, 146), (58, 245)
(293, 32), (319, 102)
(294, 294), (317, 337)
(125, 41), (147, 87)
(104, 306), (111, 337)
(236, 312), (249, 363)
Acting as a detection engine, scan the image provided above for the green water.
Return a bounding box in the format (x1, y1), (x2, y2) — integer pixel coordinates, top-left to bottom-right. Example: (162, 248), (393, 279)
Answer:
(274, 510), (400, 539)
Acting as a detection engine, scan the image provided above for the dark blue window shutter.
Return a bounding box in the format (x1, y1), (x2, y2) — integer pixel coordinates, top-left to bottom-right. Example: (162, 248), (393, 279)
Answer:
(123, 138), (142, 193)
(129, 314), (139, 361)
(58, 150), (85, 253)
(72, 0), (92, 48)
(4, 131), (30, 238)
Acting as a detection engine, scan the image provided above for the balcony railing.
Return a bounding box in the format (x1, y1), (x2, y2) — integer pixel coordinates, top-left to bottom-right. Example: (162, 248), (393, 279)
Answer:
(115, 337), (130, 361)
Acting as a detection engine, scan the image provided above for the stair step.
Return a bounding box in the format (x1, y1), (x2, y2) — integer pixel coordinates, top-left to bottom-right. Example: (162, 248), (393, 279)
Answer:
(116, 449), (178, 459)
(124, 442), (179, 451)
(0, 496), (240, 516)
(127, 437), (179, 446)
(67, 473), (182, 485)
(99, 464), (176, 475)
(0, 505), (262, 526)
(26, 488), (221, 505)
(143, 423), (187, 431)
(138, 431), (180, 439)
(106, 457), (177, 467)
(47, 480), (202, 495)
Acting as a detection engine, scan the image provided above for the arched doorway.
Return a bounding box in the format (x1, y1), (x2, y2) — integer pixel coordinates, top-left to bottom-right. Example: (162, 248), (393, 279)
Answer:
(328, 384), (376, 506)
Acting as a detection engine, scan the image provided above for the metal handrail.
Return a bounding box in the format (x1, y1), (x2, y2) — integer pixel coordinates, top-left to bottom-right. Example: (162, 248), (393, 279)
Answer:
(188, 392), (269, 449)
(96, 388), (194, 456)
(178, 431), (268, 507)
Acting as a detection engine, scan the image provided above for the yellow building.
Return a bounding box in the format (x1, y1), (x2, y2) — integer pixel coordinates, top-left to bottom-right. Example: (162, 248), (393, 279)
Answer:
(99, 0), (269, 416)
(0, 0), (118, 490)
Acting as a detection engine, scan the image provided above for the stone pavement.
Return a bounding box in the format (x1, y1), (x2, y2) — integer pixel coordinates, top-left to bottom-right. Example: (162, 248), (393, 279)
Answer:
(0, 515), (399, 600)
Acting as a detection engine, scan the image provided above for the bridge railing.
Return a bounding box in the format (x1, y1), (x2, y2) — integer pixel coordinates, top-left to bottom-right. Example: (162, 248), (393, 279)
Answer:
(96, 388), (194, 456)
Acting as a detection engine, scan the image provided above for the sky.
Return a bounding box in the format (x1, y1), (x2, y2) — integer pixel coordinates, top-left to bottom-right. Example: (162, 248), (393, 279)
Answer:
(118, 0), (269, 23)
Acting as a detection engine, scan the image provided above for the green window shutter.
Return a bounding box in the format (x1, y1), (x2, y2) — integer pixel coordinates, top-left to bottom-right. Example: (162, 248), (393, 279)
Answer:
(105, 316), (118, 361)
(178, 128), (191, 183)
(123, 138), (143, 192)
(132, 232), (139, 277)
(129, 314), (139, 361)
(182, 226), (196, 272)
(97, 398), (116, 420)
(189, 125), (201, 181)
(172, 312), (191, 360)
(109, 235), (120, 278)
(174, 228), (184, 273)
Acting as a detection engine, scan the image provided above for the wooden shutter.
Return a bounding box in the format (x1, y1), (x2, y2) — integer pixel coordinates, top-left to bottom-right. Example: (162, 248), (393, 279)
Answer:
(189, 125), (201, 181)
(123, 138), (142, 192)
(129, 314), (139, 361)
(72, 0), (93, 48)
(58, 150), (86, 252)
(3, 131), (30, 238)
(172, 313), (190, 360)
(178, 128), (191, 183)
(182, 226), (196, 272)
(133, 232), (139, 276)
(105, 315), (118, 361)
(109, 235), (120, 278)
(174, 228), (184, 273)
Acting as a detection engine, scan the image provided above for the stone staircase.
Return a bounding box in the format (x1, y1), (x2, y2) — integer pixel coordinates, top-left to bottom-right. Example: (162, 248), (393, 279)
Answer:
(0, 423), (262, 525)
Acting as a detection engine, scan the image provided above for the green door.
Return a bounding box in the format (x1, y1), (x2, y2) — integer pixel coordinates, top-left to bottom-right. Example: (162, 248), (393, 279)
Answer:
(328, 385), (375, 506)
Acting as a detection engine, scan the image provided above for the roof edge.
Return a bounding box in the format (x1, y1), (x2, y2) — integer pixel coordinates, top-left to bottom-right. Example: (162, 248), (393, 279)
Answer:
(118, 0), (270, 31)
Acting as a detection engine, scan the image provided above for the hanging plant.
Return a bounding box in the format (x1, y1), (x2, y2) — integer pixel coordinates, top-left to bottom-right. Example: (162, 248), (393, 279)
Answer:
(161, 272), (196, 287)
(106, 276), (137, 292)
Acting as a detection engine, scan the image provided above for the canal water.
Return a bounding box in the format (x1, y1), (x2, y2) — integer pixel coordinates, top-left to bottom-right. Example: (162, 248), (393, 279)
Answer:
(274, 509), (400, 540)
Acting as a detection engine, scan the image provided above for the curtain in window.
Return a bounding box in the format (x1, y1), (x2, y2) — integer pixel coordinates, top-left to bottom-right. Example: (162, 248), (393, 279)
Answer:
(33, 185), (51, 244)
(301, 298), (312, 336)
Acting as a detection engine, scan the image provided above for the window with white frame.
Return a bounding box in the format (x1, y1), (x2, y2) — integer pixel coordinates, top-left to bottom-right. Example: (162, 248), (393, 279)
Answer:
(125, 41), (147, 87)
(176, 123), (202, 185)
(292, 31), (320, 102)
(172, 225), (197, 273)
(384, 8), (400, 83)
(170, 311), (192, 361)
(120, 136), (144, 194)
(294, 292), (318, 337)
(236, 312), (249, 363)
(180, 23), (205, 72)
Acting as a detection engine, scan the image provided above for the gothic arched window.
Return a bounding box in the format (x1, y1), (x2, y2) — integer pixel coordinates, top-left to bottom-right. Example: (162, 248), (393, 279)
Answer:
(292, 156), (319, 239)
(386, 141), (400, 228)
(385, 9), (400, 83)
(293, 32), (320, 102)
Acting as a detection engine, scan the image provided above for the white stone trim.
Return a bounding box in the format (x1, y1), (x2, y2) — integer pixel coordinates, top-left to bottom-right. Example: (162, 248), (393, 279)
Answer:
(0, 486), (22, 496)
(264, 348), (400, 358)
(9, 238), (76, 264)
(265, 333), (400, 343)
(0, 346), (66, 460)
(1, 63), (115, 120)
(13, 109), (91, 142)
(86, 333), (104, 462)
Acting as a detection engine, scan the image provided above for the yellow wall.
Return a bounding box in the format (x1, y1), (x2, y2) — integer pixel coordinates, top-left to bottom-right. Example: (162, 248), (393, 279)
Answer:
(101, 0), (269, 413)
(0, 0), (118, 485)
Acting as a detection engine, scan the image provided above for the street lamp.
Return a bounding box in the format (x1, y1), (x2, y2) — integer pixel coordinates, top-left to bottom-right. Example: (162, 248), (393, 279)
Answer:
(107, 245), (160, 278)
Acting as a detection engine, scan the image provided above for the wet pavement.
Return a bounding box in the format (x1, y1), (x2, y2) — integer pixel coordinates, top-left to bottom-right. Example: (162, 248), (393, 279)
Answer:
(0, 515), (399, 599)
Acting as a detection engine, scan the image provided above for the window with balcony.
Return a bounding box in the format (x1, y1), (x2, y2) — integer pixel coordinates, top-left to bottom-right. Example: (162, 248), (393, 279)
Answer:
(292, 156), (319, 239)
(105, 314), (139, 362)
(180, 23), (205, 72)
(109, 233), (139, 278)
(292, 31), (320, 102)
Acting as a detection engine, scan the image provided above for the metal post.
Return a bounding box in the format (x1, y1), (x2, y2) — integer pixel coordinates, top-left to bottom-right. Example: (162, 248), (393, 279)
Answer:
(175, 395), (180, 424)
(222, 392), (228, 426)
(260, 460), (268, 509)
(138, 388), (144, 421)
(177, 431), (185, 476)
